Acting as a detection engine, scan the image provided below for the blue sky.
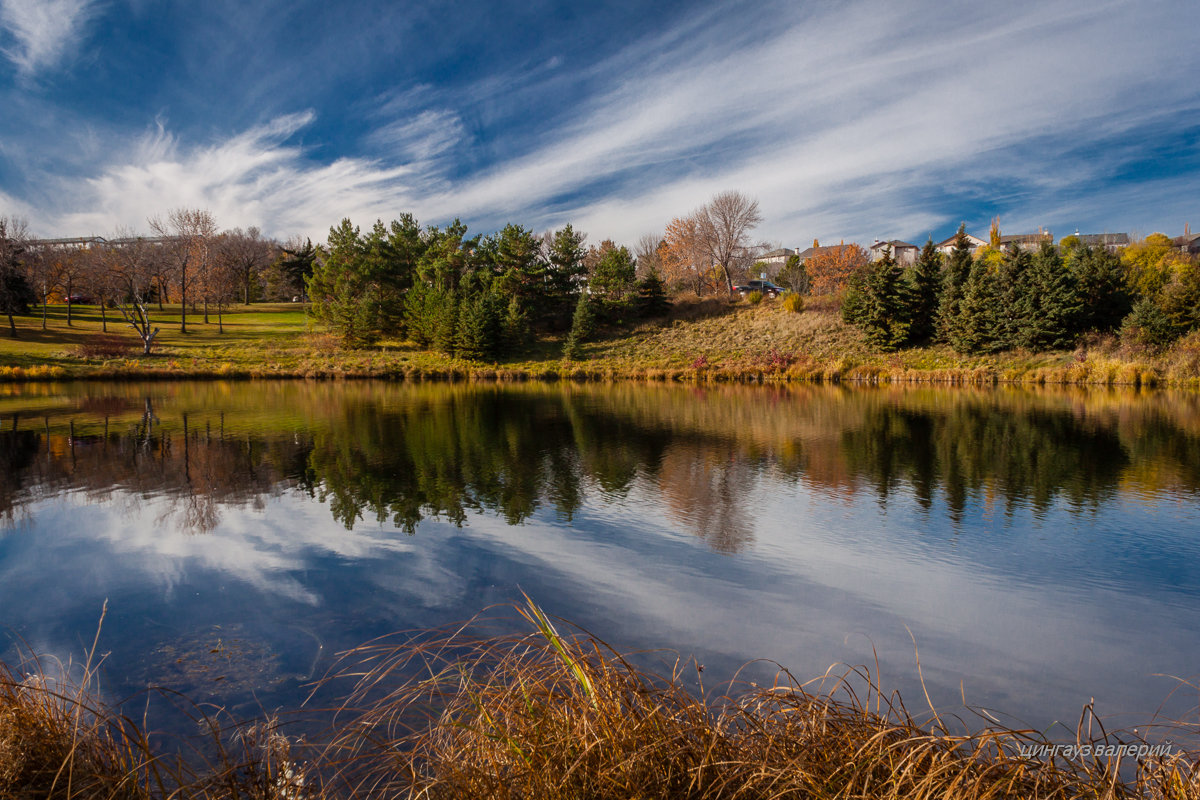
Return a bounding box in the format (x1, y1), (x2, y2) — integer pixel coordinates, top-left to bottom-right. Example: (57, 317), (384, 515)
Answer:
(1, 0), (1197, 248)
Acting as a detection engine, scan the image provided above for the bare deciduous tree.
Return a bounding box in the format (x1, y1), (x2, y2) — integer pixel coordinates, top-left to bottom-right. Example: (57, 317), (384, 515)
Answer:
(150, 208), (217, 332)
(104, 230), (164, 354)
(218, 227), (273, 305)
(697, 190), (762, 295)
(634, 233), (664, 280)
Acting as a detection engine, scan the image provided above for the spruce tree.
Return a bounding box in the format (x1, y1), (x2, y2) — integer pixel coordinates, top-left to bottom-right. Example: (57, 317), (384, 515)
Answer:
(846, 245), (912, 351)
(937, 224), (974, 342)
(948, 259), (1004, 353)
(456, 287), (503, 360)
(1070, 245), (1131, 334)
(562, 292), (595, 360)
(1018, 242), (1081, 350)
(997, 245), (1034, 348)
(907, 238), (942, 343)
(635, 269), (670, 317)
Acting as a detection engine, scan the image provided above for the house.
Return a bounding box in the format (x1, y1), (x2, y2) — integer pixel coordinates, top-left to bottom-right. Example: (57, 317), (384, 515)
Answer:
(869, 239), (919, 265)
(754, 248), (796, 277)
(1173, 225), (1200, 255)
(997, 232), (1053, 251)
(935, 233), (987, 257)
(1075, 233), (1130, 252)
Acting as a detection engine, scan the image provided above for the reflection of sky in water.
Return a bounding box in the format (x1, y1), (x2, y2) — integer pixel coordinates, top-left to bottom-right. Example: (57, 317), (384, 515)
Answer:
(3, 468), (1198, 732)
(1, 382), (1199, 736)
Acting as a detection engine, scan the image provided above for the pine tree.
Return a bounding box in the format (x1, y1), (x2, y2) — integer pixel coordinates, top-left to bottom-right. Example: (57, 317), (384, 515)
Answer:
(906, 238), (942, 343)
(635, 269), (670, 317)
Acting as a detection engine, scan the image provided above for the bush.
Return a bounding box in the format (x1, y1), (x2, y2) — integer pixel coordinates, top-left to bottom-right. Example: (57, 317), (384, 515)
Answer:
(73, 334), (132, 359)
(782, 292), (804, 314)
(746, 290), (763, 305)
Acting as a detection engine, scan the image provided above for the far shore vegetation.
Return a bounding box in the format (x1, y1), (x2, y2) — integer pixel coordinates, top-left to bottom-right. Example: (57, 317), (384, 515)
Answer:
(2, 198), (1200, 387)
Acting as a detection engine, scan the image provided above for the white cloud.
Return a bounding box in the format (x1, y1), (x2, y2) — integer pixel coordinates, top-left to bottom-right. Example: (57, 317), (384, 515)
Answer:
(23, 0), (1200, 245)
(0, 0), (95, 75)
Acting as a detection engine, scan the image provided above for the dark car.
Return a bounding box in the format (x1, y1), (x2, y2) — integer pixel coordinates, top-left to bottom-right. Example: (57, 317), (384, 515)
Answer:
(734, 280), (784, 298)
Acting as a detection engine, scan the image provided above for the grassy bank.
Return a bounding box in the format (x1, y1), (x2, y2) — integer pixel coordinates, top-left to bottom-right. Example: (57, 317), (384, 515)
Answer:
(3, 297), (1200, 387)
(2, 601), (1196, 799)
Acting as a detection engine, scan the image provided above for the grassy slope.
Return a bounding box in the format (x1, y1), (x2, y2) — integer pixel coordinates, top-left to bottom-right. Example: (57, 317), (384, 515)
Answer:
(1, 297), (1198, 386)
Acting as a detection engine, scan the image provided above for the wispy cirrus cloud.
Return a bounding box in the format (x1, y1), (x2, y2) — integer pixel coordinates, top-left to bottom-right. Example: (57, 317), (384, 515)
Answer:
(0, 0), (95, 76)
(21, 0), (1200, 246)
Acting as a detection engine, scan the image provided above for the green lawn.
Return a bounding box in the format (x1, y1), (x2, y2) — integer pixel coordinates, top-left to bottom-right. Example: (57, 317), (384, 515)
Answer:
(0, 297), (1194, 386)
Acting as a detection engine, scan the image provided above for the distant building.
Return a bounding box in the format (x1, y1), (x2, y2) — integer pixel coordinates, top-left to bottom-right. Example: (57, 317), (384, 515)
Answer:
(1075, 233), (1130, 252)
(935, 232), (987, 257)
(795, 243), (860, 262)
(755, 248), (796, 275)
(1173, 225), (1200, 255)
(868, 239), (919, 265)
(998, 232), (1053, 251)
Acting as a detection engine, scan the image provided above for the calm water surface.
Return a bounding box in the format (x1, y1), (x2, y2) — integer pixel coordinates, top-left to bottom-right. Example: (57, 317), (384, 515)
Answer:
(1, 380), (1197, 733)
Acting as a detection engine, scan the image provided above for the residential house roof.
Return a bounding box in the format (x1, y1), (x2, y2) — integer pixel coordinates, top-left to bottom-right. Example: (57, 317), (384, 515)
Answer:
(1077, 233), (1130, 247)
(869, 239), (918, 251)
(935, 233), (987, 249)
(998, 233), (1052, 246)
(796, 244), (860, 261)
(759, 248), (796, 260)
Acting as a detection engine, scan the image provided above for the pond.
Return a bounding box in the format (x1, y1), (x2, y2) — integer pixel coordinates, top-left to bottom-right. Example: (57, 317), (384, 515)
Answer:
(0, 380), (1198, 736)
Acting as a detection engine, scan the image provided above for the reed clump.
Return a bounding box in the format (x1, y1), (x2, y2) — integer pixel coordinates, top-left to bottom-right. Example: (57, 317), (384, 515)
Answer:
(320, 600), (1200, 800)
(4, 600), (1198, 798)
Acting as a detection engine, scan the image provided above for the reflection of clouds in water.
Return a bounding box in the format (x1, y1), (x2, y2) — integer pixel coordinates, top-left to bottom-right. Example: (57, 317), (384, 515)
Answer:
(3, 491), (425, 606)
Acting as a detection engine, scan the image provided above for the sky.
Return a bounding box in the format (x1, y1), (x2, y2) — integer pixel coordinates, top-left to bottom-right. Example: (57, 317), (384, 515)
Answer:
(1, 0), (1198, 248)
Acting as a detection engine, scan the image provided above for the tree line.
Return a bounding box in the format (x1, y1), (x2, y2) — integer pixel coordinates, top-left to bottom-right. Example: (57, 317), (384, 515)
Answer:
(841, 226), (1200, 353)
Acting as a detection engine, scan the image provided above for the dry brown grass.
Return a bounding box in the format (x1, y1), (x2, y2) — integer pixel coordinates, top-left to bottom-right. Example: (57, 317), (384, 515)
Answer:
(4, 601), (1198, 798)
(317, 599), (1200, 800)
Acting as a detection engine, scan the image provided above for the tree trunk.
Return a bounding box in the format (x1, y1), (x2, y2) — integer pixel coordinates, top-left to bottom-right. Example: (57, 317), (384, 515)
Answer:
(100, 298), (107, 332)
(180, 273), (188, 333)
(6, 311), (16, 338)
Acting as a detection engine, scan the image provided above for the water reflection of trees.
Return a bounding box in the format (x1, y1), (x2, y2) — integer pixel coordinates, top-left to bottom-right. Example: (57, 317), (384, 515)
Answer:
(0, 383), (1198, 549)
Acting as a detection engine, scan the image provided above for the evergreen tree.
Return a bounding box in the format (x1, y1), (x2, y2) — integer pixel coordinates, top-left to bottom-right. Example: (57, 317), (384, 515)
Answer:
(1121, 297), (1178, 348)
(1017, 242), (1081, 350)
(306, 219), (380, 347)
(562, 292), (596, 360)
(545, 225), (588, 326)
(776, 254), (810, 294)
(635, 269), (670, 317)
(502, 295), (532, 353)
(590, 244), (637, 303)
(487, 223), (545, 312)
(1069, 245), (1131, 334)
(947, 259), (1004, 353)
(432, 290), (461, 355)
(996, 244), (1034, 348)
(906, 238), (942, 343)
(455, 285), (504, 360)
(844, 245), (912, 351)
(1160, 259), (1200, 334)
(937, 225), (974, 342)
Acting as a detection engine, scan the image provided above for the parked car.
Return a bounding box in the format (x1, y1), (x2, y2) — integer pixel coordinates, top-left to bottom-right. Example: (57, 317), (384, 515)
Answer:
(734, 280), (784, 298)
